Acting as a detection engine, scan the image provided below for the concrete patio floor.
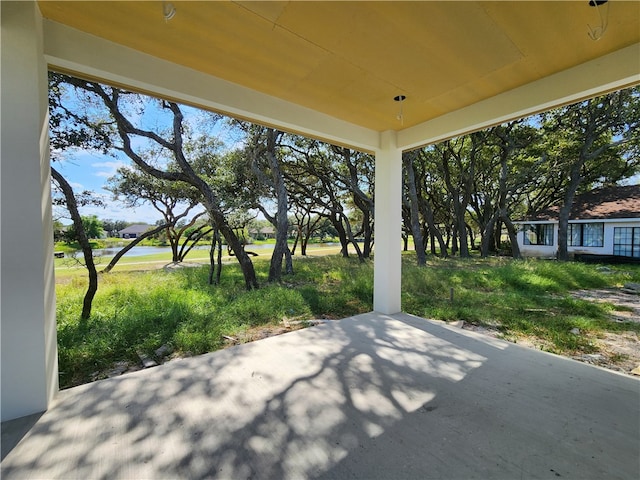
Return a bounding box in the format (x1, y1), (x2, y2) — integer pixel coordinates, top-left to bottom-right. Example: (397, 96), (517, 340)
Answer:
(2, 312), (639, 479)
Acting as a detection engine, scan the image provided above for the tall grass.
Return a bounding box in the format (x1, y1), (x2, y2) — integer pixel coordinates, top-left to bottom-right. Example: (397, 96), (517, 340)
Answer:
(56, 256), (372, 388)
(56, 254), (640, 388)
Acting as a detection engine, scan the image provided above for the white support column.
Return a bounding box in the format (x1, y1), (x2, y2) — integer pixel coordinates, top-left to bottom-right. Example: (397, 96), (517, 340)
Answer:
(1, 1), (58, 421)
(373, 131), (402, 314)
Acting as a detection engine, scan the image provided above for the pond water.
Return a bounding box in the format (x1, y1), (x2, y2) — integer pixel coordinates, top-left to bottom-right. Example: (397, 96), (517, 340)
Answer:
(92, 246), (179, 257)
(87, 242), (341, 258)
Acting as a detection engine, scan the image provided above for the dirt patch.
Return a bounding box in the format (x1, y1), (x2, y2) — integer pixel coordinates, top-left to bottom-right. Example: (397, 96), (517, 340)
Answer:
(571, 288), (640, 323)
(569, 288), (640, 375)
(461, 288), (640, 377)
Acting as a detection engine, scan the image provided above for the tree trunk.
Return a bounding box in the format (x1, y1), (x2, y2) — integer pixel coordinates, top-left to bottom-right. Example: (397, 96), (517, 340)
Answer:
(451, 225), (459, 256)
(361, 210), (373, 258)
(420, 198), (448, 257)
(557, 161), (583, 261)
(339, 211), (365, 262)
(216, 228), (223, 285)
(168, 226), (180, 262)
(466, 224), (475, 250)
(557, 204), (572, 261)
(480, 213), (499, 258)
(208, 225), (223, 285)
(211, 208), (258, 289)
(267, 144), (292, 281)
(439, 147), (470, 258)
(284, 247), (294, 275)
(339, 146), (375, 259)
(454, 207), (470, 257)
(404, 153), (427, 266)
(332, 215), (350, 258)
(291, 228), (300, 255)
(493, 220), (502, 253)
(270, 224), (289, 281)
(208, 226), (217, 285)
(501, 214), (522, 259)
(51, 166), (98, 320)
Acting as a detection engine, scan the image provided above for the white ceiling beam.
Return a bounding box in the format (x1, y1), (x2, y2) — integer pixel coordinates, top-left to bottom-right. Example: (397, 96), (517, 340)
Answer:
(397, 43), (640, 151)
(43, 20), (380, 153)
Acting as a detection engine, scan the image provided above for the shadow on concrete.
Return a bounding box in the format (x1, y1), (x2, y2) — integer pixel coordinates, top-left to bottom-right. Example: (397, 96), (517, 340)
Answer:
(1, 412), (43, 461)
(1, 312), (639, 479)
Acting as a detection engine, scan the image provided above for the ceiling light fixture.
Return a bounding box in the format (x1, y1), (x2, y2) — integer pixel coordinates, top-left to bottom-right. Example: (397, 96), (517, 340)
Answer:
(163, 1), (176, 22)
(587, 0), (609, 41)
(394, 95), (406, 126)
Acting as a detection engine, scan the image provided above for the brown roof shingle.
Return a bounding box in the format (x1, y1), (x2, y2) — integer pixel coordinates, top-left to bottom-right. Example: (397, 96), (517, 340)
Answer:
(526, 184), (640, 221)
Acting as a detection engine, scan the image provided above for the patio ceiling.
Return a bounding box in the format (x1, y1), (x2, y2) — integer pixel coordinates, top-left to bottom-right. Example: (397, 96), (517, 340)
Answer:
(38, 1), (640, 137)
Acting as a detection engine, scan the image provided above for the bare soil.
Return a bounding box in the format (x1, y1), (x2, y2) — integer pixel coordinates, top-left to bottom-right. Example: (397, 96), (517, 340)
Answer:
(569, 288), (640, 375)
(462, 288), (640, 377)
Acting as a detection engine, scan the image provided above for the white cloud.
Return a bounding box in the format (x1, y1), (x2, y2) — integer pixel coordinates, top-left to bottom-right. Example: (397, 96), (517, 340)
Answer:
(91, 161), (126, 169)
(91, 160), (128, 179)
(77, 201), (162, 224)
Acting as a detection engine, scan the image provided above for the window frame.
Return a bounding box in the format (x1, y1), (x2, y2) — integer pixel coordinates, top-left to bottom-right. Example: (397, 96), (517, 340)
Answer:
(568, 222), (604, 248)
(613, 227), (640, 258)
(523, 223), (554, 246)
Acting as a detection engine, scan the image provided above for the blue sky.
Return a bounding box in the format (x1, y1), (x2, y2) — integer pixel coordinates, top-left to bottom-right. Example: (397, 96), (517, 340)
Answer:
(53, 149), (159, 224)
(52, 98), (238, 225)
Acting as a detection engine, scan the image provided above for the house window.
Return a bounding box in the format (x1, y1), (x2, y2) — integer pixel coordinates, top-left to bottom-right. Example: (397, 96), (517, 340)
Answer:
(613, 227), (640, 257)
(568, 223), (604, 247)
(523, 224), (554, 246)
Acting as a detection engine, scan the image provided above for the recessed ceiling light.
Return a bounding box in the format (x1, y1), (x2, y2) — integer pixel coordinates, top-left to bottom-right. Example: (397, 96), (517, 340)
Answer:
(587, 0), (609, 40)
(393, 96), (406, 125)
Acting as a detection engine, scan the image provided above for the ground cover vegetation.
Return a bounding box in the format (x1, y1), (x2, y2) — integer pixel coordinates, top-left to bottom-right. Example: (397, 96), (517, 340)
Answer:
(56, 255), (640, 388)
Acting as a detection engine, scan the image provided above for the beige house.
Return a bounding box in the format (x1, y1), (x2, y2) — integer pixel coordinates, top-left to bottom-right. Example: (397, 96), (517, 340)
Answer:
(2, 1), (639, 422)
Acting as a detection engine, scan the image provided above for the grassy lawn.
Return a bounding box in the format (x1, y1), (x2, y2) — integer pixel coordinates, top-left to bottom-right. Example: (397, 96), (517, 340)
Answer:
(55, 253), (640, 389)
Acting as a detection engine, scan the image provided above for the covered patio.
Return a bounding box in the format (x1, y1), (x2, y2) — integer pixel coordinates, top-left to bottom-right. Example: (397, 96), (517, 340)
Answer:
(3, 313), (639, 478)
(2, 1), (640, 473)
